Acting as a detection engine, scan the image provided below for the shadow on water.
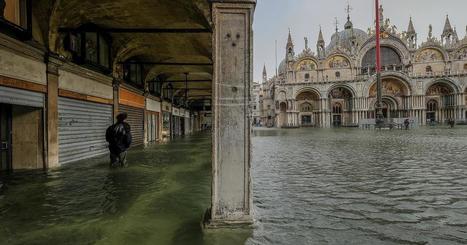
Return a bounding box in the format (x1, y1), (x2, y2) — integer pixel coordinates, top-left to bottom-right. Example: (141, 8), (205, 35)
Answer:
(0, 133), (251, 245)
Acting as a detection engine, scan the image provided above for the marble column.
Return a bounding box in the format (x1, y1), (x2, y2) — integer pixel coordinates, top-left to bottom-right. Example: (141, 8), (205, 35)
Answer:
(46, 55), (62, 168)
(206, 0), (256, 228)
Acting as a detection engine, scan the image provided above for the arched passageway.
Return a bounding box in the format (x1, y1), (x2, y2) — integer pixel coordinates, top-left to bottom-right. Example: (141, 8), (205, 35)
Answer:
(425, 81), (457, 123)
(329, 86), (354, 127)
(296, 89), (320, 127)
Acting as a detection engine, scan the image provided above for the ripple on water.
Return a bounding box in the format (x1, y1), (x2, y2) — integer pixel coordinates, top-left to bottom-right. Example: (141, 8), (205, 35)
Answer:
(249, 127), (467, 245)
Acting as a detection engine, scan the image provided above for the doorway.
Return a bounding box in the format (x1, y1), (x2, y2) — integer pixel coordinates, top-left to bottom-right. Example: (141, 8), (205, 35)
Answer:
(301, 115), (312, 126)
(332, 115), (342, 127)
(0, 104), (12, 171)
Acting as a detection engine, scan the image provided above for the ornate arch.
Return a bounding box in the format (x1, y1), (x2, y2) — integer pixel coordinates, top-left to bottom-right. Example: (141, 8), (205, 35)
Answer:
(365, 74), (413, 97)
(295, 87), (321, 100)
(294, 57), (319, 72)
(414, 47), (448, 63)
(325, 53), (352, 69)
(425, 78), (460, 94)
(327, 84), (356, 98)
(358, 36), (410, 66)
(453, 45), (467, 60)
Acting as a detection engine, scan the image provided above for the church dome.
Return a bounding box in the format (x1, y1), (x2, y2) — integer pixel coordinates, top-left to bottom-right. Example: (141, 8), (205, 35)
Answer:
(326, 28), (369, 53)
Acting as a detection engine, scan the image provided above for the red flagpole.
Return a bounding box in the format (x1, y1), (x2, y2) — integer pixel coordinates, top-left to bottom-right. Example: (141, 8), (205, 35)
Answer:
(375, 0), (384, 125)
(375, 0), (381, 73)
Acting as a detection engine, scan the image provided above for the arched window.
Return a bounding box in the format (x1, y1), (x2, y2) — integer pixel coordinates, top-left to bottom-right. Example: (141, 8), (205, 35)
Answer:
(300, 103), (312, 112)
(426, 66), (432, 73)
(304, 73), (310, 81)
(332, 103), (342, 114)
(427, 100), (438, 112)
(335, 71), (341, 78)
(65, 24), (112, 71)
(362, 47), (402, 73)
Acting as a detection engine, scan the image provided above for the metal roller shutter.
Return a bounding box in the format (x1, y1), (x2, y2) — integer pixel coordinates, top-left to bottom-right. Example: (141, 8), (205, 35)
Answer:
(58, 97), (113, 164)
(119, 104), (144, 147)
(0, 85), (44, 108)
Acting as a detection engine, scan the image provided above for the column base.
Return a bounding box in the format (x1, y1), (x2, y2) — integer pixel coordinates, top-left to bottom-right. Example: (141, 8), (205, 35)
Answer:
(202, 208), (253, 230)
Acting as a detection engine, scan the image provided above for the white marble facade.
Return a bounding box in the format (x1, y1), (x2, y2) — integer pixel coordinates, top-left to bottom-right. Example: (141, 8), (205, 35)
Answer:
(256, 6), (467, 128)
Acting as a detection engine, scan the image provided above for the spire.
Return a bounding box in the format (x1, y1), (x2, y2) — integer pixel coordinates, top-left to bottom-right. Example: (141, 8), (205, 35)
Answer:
(262, 64), (267, 83)
(407, 17), (415, 34)
(442, 15), (453, 36)
(317, 26), (325, 59)
(344, 2), (353, 30)
(287, 28), (293, 46)
(318, 26), (324, 43)
(286, 29), (295, 61)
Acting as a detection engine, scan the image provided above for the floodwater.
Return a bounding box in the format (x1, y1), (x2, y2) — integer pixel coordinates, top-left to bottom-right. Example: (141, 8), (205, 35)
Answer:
(1, 128), (467, 245)
(250, 127), (467, 245)
(0, 134), (250, 245)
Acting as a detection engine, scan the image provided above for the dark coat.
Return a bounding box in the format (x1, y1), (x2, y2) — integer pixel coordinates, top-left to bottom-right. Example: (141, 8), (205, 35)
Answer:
(106, 122), (132, 154)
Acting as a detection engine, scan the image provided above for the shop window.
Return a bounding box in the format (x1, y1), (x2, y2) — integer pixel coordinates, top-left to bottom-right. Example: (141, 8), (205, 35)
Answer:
(64, 25), (112, 73)
(0, 0), (31, 39)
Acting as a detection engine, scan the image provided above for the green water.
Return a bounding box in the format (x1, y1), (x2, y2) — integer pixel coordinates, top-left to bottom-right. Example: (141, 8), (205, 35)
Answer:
(0, 133), (250, 245)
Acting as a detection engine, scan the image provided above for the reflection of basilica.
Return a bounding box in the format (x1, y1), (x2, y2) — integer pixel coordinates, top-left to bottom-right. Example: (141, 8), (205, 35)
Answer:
(255, 5), (467, 128)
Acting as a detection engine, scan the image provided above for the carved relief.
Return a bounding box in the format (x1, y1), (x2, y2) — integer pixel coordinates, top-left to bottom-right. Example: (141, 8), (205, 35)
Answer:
(296, 91), (319, 101)
(296, 59), (316, 71)
(455, 47), (467, 60)
(415, 49), (444, 62)
(330, 87), (352, 99)
(328, 56), (350, 69)
(426, 83), (453, 96)
(370, 79), (407, 97)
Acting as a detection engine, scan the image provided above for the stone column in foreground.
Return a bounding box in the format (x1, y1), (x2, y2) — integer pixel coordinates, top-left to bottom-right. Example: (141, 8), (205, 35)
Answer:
(45, 55), (62, 168)
(205, 0), (256, 228)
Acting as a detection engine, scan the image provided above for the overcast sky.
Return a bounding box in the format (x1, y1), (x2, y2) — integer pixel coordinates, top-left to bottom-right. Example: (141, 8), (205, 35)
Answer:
(253, 0), (467, 82)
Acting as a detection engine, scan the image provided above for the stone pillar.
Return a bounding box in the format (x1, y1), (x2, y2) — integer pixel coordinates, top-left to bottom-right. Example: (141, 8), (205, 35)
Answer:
(112, 79), (121, 123)
(45, 56), (61, 168)
(206, 0), (256, 228)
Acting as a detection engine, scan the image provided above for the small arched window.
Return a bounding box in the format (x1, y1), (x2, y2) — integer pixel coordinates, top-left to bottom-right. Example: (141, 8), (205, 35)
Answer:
(335, 71), (341, 78)
(304, 73), (310, 81)
(332, 103), (342, 114)
(427, 100), (438, 112)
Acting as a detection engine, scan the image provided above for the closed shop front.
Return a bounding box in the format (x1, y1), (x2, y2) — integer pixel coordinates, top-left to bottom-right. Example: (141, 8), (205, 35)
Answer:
(172, 107), (181, 137)
(119, 88), (145, 147)
(146, 98), (161, 143)
(0, 84), (45, 170)
(58, 97), (113, 164)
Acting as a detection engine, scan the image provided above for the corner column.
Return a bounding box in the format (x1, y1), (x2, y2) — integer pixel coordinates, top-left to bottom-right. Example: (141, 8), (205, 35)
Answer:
(46, 56), (61, 168)
(206, 0), (256, 228)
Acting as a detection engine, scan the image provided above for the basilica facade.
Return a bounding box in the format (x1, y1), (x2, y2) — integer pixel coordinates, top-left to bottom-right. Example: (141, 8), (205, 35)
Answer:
(256, 6), (467, 128)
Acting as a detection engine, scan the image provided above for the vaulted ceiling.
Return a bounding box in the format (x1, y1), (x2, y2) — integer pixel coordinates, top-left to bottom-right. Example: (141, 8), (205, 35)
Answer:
(33, 0), (213, 107)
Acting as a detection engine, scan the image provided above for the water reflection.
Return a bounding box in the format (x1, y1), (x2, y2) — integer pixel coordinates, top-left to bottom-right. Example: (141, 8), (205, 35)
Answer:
(249, 127), (467, 245)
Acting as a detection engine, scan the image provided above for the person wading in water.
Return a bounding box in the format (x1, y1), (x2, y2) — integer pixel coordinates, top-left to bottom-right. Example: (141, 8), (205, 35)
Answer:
(404, 118), (410, 130)
(106, 113), (132, 168)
